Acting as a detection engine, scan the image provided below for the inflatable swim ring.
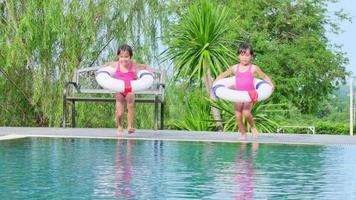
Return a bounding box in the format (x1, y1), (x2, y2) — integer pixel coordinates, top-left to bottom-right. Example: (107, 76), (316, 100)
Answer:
(212, 77), (273, 102)
(96, 66), (154, 92)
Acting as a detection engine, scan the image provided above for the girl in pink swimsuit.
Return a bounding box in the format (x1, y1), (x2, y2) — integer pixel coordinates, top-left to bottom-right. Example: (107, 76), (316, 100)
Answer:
(214, 44), (274, 140)
(115, 61), (136, 97)
(100, 44), (154, 135)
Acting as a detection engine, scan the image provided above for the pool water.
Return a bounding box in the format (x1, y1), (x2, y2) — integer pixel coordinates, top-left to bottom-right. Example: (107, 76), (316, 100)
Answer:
(1, 138), (356, 199)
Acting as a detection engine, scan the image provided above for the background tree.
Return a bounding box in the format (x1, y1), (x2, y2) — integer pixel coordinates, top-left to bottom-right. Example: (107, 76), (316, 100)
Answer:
(218, 0), (349, 113)
(0, 0), (167, 127)
(162, 0), (349, 132)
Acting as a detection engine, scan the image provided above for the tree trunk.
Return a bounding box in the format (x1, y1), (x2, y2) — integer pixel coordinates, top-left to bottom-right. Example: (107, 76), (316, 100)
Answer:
(204, 67), (223, 131)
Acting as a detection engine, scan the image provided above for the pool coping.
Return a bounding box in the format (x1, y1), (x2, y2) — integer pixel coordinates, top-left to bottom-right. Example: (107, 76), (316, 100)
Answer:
(0, 127), (355, 145)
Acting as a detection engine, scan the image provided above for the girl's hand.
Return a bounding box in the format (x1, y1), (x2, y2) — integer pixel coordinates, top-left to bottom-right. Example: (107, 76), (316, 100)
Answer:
(99, 61), (115, 68)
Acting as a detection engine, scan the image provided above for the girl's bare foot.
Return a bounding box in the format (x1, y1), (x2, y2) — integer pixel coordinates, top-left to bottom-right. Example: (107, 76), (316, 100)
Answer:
(127, 127), (135, 134)
(239, 133), (247, 140)
(251, 127), (258, 138)
(117, 127), (123, 135)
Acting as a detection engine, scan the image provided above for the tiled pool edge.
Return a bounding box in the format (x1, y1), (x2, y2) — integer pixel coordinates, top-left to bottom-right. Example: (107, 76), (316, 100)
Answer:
(0, 134), (28, 141)
(1, 127), (355, 145)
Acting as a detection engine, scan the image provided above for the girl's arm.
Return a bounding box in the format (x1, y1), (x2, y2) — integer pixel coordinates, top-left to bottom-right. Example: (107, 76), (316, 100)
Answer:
(99, 61), (116, 68)
(254, 65), (274, 90)
(136, 63), (154, 73)
(214, 66), (235, 83)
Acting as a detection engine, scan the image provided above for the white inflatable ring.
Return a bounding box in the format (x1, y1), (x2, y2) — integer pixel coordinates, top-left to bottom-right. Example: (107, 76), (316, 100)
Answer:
(95, 66), (154, 92)
(212, 77), (273, 102)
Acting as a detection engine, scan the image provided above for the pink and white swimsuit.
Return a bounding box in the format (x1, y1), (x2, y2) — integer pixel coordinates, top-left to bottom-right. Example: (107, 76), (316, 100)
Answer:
(115, 62), (136, 97)
(235, 64), (258, 102)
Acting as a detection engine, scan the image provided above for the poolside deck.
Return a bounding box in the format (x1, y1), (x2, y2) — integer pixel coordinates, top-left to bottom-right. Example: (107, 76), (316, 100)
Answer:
(0, 127), (355, 145)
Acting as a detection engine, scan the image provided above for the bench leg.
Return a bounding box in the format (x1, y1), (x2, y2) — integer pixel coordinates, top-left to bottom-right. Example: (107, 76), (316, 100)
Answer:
(71, 101), (76, 128)
(160, 102), (164, 130)
(63, 97), (67, 128)
(310, 127), (315, 134)
(154, 96), (158, 130)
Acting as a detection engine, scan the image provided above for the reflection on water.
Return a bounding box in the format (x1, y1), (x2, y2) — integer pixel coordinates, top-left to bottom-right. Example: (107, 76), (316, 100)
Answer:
(234, 143), (259, 200)
(114, 140), (133, 198)
(0, 138), (356, 200)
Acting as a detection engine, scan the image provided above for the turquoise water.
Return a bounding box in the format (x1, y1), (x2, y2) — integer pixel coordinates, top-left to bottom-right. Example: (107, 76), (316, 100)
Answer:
(1, 138), (356, 200)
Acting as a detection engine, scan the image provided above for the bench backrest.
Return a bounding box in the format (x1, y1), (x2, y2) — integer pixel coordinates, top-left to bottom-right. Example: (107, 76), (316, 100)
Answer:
(72, 66), (165, 96)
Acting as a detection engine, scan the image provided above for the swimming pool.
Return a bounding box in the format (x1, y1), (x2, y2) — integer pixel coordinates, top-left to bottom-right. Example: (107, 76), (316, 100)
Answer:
(1, 138), (356, 199)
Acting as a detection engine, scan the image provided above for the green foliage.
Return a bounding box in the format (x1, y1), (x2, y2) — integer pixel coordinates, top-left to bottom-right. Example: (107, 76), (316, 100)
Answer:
(215, 0), (349, 114)
(69, 95), (156, 129)
(0, 0), (167, 127)
(163, 0), (236, 129)
(273, 95), (351, 135)
(165, 83), (214, 131)
(276, 121), (352, 135)
(161, 0), (350, 133)
(76, 102), (116, 128)
(163, 0), (234, 84)
(315, 122), (353, 135)
(0, 0), (351, 134)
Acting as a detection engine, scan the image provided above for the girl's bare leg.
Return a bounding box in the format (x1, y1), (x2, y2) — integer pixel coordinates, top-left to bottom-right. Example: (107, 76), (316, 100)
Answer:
(243, 102), (258, 138)
(125, 93), (135, 134)
(116, 94), (125, 135)
(235, 103), (246, 140)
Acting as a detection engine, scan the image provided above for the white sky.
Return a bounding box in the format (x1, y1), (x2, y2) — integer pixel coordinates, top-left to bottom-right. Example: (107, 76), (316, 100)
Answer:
(327, 0), (356, 75)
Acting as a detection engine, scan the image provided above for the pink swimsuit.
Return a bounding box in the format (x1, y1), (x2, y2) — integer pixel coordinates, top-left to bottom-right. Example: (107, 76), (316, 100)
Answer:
(235, 64), (258, 102)
(115, 62), (136, 97)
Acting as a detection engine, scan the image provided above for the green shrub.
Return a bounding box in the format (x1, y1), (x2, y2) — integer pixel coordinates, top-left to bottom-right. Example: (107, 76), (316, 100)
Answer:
(315, 122), (354, 135)
(275, 121), (355, 135)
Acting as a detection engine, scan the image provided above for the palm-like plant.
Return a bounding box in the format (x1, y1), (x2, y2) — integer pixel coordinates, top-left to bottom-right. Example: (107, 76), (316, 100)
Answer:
(168, 89), (215, 131)
(164, 0), (235, 130)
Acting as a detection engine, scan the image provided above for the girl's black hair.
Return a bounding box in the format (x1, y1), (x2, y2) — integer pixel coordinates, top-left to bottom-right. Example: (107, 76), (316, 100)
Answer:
(117, 44), (133, 57)
(238, 43), (254, 56)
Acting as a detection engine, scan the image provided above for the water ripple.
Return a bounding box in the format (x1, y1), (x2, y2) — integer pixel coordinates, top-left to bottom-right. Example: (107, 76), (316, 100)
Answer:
(1, 138), (356, 199)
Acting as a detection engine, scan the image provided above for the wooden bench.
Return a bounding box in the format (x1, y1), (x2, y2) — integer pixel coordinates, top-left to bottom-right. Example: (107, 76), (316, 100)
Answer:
(277, 125), (315, 134)
(63, 66), (165, 130)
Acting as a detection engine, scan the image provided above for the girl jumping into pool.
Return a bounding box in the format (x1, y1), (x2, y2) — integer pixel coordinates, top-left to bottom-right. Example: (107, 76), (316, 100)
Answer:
(100, 44), (154, 135)
(214, 44), (274, 140)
